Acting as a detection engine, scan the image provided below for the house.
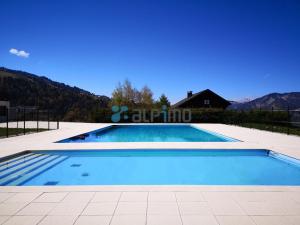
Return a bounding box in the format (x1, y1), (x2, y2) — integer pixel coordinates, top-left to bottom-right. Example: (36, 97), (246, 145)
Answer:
(173, 89), (230, 109)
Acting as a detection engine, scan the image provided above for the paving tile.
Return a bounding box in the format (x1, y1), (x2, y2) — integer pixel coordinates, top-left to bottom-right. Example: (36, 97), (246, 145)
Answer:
(74, 216), (111, 225)
(0, 216), (9, 224)
(239, 202), (288, 215)
(178, 202), (213, 215)
(49, 202), (87, 215)
(34, 192), (68, 203)
(0, 193), (15, 203)
(38, 216), (77, 225)
(203, 192), (233, 202)
(216, 216), (256, 225)
(91, 192), (121, 202)
(82, 202), (117, 215)
(148, 192), (176, 202)
(147, 202), (179, 215)
(208, 200), (246, 215)
(119, 192), (148, 202)
(147, 215), (182, 225)
(17, 202), (57, 215)
(286, 192), (300, 203)
(115, 202), (147, 215)
(0, 202), (27, 215)
(2, 216), (43, 225)
(175, 192), (204, 202)
(252, 216), (294, 225)
(282, 202), (300, 215)
(110, 215), (146, 225)
(231, 192), (289, 203)
(5, 193), (41, 203)
(62, 192), (94, 203)
(287, 216), (300, 225)
(182, 215), (219, 225)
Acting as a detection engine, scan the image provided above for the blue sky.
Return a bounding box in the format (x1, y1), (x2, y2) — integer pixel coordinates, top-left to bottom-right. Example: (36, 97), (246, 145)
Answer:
(0, 0), (300, 103)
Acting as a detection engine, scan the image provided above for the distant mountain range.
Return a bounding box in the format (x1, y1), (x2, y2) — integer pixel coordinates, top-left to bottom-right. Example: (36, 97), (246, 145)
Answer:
(229, 92), (300, 110)
(0, 67), (110, 121)
(1, 66), (299, 122)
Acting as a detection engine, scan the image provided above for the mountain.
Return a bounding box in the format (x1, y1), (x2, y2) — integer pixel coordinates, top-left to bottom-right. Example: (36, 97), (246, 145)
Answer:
(228, 92), (300, 110)
(0, 67), (110, 121)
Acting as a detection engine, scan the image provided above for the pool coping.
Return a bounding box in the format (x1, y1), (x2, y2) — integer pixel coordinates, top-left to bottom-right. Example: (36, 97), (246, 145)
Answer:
(56, 124), (240, 143)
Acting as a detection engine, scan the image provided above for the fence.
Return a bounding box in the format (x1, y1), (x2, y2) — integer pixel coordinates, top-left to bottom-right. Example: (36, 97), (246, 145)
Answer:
(90, 107), (300, 135)
(227, 108), (300, 136)
(0, 107), (59, 138)
(1, 105), (299, 137)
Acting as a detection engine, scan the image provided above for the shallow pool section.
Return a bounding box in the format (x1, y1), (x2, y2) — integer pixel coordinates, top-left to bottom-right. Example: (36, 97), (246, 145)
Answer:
(1, 149), (300, 186)
(58, 125), (237, 142)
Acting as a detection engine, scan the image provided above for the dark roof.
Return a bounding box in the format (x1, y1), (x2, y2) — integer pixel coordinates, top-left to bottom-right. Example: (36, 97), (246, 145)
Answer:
(172, 89), (229, 108)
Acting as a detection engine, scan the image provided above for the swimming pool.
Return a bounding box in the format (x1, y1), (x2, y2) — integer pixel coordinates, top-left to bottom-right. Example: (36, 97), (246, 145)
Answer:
(1, 149), (300, 186)
(58, 125), (237, 142)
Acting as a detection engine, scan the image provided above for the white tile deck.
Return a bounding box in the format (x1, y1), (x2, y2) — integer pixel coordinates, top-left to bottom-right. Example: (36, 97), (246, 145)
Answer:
(91, 192), (121, 202)
(33, 192), (68, 203)
(2, 216), (43, 225)
(119, 192), (148, 202)
(178, 202), (213, 215)
(175, 192), (204, 202)
(0, 190), (298, 224)
(147, 215), (182, 225)
(82, 202), (117, 216)
(115, 202), (147, 215)
(16, 202), (57, 216)
(1, 122), (300, 224)
(148, 202), (179, 215)
(182, 215), (219, 225)
(48, 202), (87, 216)
(110, 215), (145, 225)
(74, 215), (111, 225)
(38, 216), (77, 225)
(216, 216), (256, 225)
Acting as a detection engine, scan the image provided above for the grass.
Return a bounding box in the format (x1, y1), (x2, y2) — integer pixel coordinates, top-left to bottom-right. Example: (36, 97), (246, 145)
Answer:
(237, 122), (300, 136)
(0, 127), (48, 137)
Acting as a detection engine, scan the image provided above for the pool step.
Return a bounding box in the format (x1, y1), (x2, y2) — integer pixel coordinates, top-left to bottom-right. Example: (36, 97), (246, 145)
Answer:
(0, 154), (44, 172)
(0, 155), (67, 186)
(8, 155), (69, 186)
(0, 153), (36, 168)
(0, 154), (51, 179)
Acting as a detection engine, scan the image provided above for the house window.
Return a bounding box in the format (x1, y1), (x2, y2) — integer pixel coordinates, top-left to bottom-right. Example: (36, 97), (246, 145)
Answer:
(204, 99), (210, 105)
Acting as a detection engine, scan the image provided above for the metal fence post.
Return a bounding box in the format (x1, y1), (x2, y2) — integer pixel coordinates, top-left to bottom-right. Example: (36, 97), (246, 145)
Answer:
(23, 107), (26, 135)
(36, 108), (39, 132)
(47, 110), (50, 130)
(271, 107), (274, 132)
(16, 108), (19, 129)
(57, 117), (59, 129)
(287, 106), (290, 135)
(6, 108), (9, 138)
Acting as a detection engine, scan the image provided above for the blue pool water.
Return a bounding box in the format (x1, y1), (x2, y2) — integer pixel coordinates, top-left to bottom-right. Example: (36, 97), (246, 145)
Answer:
(58, 125), (237, 142)
(1, 149), (300, 186)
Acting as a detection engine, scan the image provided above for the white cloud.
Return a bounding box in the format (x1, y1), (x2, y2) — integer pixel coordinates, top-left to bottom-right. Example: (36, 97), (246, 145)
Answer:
(9, 48), (30, 58)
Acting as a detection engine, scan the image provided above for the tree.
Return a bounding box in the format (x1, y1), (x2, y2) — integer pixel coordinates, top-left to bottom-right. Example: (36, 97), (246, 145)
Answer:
(140, 85), (154, 107)
(134, 88), (142, 105)
(123, 79), (135, 105)
(111, 79), (136, 106)
(111, 82), (123, 106)
(111, 80), (155, 108)
(157, 94), (171, 107)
